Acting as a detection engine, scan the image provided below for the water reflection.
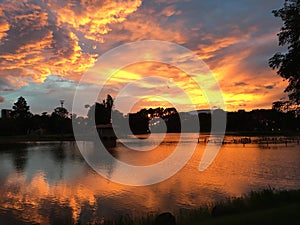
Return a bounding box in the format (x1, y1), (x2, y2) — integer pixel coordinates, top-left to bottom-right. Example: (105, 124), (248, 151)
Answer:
(0, 143), (29, 173)
(12, 146), (28, 173)
(50, 142), (66, 163)
(0, 135), (299, 225)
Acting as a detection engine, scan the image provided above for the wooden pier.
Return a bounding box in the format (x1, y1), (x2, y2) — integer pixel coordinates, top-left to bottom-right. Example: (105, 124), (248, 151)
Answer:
(197, 136), (300, 147)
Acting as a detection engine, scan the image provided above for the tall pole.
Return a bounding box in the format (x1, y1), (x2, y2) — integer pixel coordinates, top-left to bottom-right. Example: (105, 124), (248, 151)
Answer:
(60, 100), (64, 108)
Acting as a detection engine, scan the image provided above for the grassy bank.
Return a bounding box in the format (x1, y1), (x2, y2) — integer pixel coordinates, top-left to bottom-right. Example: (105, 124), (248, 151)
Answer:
(83, 188), (300, 225)
(186, 188), (300, 225)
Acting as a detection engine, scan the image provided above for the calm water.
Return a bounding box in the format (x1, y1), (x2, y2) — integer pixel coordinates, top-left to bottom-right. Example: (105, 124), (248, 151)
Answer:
(0, 133), (300, 225)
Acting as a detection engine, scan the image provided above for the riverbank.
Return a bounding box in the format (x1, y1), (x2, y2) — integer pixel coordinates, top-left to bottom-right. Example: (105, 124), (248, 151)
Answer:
(225, 131), (300, 137)
(0, 134), (75, 143)
(0, 131), (299, 144)
(188, 188), (300, 225)
(89, 188), (300, 225)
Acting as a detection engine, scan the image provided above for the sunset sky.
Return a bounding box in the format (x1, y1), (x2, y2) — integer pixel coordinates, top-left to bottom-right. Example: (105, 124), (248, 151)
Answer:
(0, 0), (288, 116)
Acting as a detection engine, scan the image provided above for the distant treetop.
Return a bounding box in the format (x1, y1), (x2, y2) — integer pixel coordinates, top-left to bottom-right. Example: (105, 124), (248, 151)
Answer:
(12, 96), (32, 119)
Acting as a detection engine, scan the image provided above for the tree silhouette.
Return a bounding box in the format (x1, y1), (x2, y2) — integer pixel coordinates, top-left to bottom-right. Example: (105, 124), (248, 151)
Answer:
(50, 104), (71, 134)
(52, 106), (69, 118)
(12, 96), (32, 119)
(269, 0), (300, 107)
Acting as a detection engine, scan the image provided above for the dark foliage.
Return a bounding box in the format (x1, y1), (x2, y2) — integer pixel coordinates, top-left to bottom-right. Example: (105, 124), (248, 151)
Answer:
(1, 96), (300, 136)
(12, 96), (32, 119)
(0, 97), (72, 135)
(269, 0), (300, 107)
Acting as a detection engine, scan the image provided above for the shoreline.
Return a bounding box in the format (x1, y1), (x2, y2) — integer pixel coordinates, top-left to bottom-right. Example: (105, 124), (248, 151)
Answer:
(0, 132), (299, 143)
(0, 134), (75, 143)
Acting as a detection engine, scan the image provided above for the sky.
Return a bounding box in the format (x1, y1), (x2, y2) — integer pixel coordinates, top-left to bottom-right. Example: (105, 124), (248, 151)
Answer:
(0, 0), (288, 116)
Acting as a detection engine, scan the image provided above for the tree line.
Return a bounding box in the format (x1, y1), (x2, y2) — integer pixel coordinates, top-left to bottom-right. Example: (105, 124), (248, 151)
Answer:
(127, 108), (300, 134)
(1, 96), (300, 136)
(0, 95), (115, 136)
(0, 96), (72, 135)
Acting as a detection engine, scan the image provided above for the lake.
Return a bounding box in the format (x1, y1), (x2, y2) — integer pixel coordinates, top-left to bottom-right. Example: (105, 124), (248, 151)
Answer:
(0, 133), (299, 225)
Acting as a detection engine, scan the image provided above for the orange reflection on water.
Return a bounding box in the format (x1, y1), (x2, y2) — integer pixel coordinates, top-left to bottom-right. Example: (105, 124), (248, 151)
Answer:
(0, 137), (300, 224)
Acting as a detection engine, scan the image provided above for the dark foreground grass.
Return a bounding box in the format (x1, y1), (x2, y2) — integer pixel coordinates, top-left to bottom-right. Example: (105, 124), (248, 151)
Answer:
(192, 203), (300, 225)
(78, 188), (300, 225)
(178, 188), (300, 225)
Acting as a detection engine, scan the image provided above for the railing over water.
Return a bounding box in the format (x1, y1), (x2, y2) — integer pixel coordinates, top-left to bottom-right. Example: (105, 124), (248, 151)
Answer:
(197, 136), (300, 147)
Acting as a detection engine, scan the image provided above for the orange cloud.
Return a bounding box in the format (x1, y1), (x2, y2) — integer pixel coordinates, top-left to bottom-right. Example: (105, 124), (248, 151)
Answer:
(198, 36), (244, 58)
(51, 0), (142, 42)
(0, 0), (143, 89)
(197, 32), (286, 111)
(0, 0), (288, 113)
(0, 9), (9, 42)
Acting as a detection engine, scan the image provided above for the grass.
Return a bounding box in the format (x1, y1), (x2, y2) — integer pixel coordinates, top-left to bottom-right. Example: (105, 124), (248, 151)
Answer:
(186, 188), (300, 225)
(192, 203), (300, 225)
(77, 188), (300, 225)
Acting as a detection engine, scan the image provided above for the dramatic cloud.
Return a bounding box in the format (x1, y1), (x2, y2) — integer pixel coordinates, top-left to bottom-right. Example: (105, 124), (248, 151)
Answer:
(0, 0), (141, 89)
(0, 0), (288, 113)
(52, 0), (142, 42)
(0, 8), (9, 42)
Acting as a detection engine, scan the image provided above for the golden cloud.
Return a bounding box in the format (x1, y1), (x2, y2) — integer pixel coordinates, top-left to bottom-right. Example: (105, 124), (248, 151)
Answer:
(98, 61), (209, 113)
(0, 0), (142, 89)
(199, 32), (286, 111)
(51, 0), (142, 42)
(0, 9), (9, 42)
(0, 0), (287, 112)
